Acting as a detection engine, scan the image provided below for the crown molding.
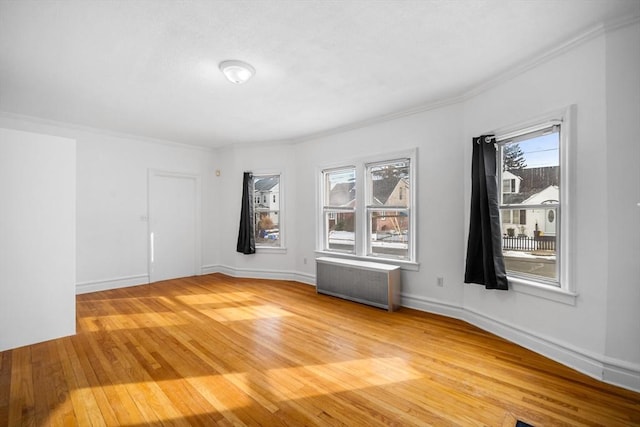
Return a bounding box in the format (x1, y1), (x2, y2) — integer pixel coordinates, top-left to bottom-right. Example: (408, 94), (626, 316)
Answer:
(0, 110), (215, 152)
(463, 14), (639, 101)
(291, 94), (465, 145)
(292, 13), (640, 145)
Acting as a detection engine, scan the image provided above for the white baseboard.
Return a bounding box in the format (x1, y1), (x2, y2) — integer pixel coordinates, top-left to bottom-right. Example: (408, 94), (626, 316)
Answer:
(463, 307), (605, 379)
(293, 271), (316, 286)
(363, 283), (639, 393)
(602, 356), (640, 392)
(200, 264), (316, 286)
(400, 292), (465, 320)
(76, 274), (149, 294)
(461, 307), (640, 393)
(200, 264), (219, 275)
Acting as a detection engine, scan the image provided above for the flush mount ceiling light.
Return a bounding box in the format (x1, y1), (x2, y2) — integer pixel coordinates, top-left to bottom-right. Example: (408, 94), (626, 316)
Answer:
(219, 60), (255, 84)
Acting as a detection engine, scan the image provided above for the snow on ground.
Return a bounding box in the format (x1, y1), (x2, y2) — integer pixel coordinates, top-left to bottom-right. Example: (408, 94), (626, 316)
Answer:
(504, 250), (555, 260)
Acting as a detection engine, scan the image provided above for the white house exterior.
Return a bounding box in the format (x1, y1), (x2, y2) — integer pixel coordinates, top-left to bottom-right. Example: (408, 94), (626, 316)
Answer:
(502, 170), (523, 194)
(522, 185), (559, 236)
(502, 183), (558, 238)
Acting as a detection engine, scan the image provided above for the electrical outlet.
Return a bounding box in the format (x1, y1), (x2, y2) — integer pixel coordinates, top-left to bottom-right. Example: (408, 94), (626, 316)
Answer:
(437, 277), (444, 287)
(303, 257), (308, 265)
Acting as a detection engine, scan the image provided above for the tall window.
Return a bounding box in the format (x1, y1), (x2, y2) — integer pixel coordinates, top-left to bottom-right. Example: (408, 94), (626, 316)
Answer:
(253, 174), (281, 247)
(366, 159), (410, 259)
(320, 151), (416, 264)
(322, 167), (356, 253)
(498, 123), (560, 285)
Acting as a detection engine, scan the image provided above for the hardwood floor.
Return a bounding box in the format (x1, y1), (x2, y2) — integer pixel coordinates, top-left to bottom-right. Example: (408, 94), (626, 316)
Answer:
(1, 274), (639, 426)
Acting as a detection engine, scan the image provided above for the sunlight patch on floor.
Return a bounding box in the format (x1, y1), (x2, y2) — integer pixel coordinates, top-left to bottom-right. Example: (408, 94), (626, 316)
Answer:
(201, 305), (294, 322)
(74, 357), (423, 416)
(176, 292), (256, 305)
(264, 357), (424, 399)
(78, 313), (188, 331)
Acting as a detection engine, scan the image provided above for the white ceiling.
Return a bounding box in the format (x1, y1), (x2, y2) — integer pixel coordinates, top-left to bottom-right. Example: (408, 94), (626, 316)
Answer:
(1, 1), (638, 148)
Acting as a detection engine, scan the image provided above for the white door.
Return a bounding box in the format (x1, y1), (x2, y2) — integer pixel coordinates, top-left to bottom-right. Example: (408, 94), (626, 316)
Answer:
(544, 208), (557, 236)
(149, 171), (200, 283)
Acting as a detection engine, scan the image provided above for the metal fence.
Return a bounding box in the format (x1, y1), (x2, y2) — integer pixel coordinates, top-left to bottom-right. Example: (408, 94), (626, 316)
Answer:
(503, 235), (556, 252)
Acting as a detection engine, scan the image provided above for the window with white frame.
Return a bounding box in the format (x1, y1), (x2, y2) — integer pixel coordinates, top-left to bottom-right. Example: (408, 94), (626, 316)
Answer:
(253, 174), (281, 248)
(498, 123), (561, 286)
(322, 167), (356, 253)
(320, 152), (415, 263)
(366, 159), (411, 259)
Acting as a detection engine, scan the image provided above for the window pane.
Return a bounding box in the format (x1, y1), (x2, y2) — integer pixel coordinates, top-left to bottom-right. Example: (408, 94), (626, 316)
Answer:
(254, 175), (280, 247)
(502, 208), (557, 281)
(325, 168), (356, 207)
(369, 160), (410, 207)
(369, 210), (409, 258)
(502, 210), (511, 225)
(255, 211), (279, 247)
(501, 131), (559, 205)
(326, 211), (355, 252)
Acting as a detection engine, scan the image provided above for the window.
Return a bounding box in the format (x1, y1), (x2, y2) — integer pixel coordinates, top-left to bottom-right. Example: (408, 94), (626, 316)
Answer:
(322, 167), (356, 253)
(366, 160), (410, 259)
(503, 179), (515, 193)
(319, 151), (416, 264)
(498, 123), (561, 285)
(253, 174), (281, 248)
(502, 209), (527, 227)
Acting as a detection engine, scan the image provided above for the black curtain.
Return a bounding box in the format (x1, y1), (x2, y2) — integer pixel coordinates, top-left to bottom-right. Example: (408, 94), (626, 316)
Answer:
(236, 172), (255, 255)
(464, 135), (508, 290)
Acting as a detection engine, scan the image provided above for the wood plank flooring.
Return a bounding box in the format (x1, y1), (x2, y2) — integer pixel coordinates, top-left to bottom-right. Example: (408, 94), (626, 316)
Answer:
(1, 273), (639, 426)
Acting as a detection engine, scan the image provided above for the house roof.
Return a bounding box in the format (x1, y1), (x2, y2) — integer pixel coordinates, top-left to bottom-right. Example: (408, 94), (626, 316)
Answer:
(503, 170), (523, 181)
(329, 182), (356, 207)
(522, 185), (559, 205)
(503, 166), (559, 204)
(254, 177), (279, 192)
(372, 176), (402, 205)
(328, 176), (406, 206)
(516, 166), (559, 193)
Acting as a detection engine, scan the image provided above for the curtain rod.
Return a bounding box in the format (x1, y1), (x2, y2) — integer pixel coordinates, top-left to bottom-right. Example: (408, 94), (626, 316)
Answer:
(485, 120), (562, 143)
(479, 120), (562, 144)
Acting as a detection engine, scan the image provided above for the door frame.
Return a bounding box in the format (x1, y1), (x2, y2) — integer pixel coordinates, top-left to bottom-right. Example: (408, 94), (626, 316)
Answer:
(147, 169), (202, 282)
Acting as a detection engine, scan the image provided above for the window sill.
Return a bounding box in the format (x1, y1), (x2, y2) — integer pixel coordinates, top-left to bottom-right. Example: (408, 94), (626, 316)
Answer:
(255, 246), (287, 254)
(314, 250), (419, 271)
(509, 276), (577, 305)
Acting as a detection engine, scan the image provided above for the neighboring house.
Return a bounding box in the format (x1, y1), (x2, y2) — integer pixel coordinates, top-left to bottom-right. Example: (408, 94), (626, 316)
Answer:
(254, 177), (280, 235)
(327, 176), (409, 236)
(329, 181), (356, 207)
(373, 177), (409, 235)
(254, 176), (279, 211)
(522, 185), (559, 237)
(502, 167), (559, 238)
(502, 170), (523, 194)
(327, 181), (356, 232)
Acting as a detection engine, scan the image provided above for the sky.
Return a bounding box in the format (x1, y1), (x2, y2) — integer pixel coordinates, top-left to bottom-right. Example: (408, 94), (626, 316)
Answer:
(518, 132), (560, 169)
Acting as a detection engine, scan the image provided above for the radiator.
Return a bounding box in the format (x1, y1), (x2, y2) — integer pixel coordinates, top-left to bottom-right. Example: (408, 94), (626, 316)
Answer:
(316, 257), (401, 311)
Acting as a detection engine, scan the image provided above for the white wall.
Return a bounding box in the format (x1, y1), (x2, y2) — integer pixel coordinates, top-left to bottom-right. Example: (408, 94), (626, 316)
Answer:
(75, 131), (216, 292)
(604, 21), (640, 388)
(293, 103), (467, 313)
(212, 143), (302, 281)
(0, 127), (76, 351)
(463, 31), (609, 360)
(461, 22), (640, 390)
(0, 115), (218, 294)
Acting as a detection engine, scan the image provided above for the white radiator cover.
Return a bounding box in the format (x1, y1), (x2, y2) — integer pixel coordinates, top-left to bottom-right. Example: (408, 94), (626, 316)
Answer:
(316, 257), (401, 311)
